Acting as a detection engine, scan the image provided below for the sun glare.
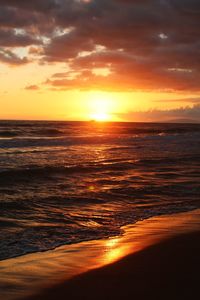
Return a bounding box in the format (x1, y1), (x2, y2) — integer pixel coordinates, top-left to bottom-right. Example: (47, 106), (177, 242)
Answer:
(91, 112), (110, 122)
(88, 92), (116, 122)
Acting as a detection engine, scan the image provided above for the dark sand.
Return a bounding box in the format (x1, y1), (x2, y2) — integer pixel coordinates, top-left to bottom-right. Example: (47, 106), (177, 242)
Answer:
(24, 230), (200, 300)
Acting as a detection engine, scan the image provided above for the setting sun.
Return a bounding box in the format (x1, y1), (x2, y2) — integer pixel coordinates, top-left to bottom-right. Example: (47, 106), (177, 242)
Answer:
(90, 112), (110, 122)
(87, 92), (117, 121)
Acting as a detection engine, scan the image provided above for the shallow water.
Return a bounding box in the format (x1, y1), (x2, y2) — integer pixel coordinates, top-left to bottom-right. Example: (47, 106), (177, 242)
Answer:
(0, 121), (200, 260)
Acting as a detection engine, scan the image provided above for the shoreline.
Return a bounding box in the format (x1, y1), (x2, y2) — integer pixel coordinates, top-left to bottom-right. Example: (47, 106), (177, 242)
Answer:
(0, 209), (200, 300)
(1, 207), (197, 263)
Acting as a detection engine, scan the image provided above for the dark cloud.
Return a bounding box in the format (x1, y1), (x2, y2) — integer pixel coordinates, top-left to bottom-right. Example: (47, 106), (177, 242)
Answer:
(44, 29), (95, 61)
(170, 0), (200, 14)
(0, 0), (58, 12)
(0, 0), (200, 91)
(0, 6), (41, 28)
(0, 48), (28, 65)
(0, 29), (40, 47)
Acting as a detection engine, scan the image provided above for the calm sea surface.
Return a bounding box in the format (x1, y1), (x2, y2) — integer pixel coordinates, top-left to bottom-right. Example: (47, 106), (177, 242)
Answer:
(0, 121), (200, 260)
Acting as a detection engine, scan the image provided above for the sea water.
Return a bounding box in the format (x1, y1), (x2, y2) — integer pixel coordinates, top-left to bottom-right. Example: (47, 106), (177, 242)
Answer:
(0, 121), (200, 261)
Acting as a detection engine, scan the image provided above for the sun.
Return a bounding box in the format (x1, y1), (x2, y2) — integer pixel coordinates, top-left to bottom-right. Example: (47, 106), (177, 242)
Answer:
(88, 92), (115, 122)
(91, 112), (110, 122)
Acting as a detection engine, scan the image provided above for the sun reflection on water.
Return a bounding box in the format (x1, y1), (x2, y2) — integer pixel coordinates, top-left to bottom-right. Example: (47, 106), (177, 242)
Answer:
(103, 237), (130, 264)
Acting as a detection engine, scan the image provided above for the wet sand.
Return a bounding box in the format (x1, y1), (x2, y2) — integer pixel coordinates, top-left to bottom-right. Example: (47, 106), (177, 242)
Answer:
(20, 210), (200, 300)
(24, 230), (200, 300)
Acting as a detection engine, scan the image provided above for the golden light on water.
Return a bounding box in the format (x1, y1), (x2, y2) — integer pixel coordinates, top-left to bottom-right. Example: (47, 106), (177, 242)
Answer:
(104, 238), (126, 264)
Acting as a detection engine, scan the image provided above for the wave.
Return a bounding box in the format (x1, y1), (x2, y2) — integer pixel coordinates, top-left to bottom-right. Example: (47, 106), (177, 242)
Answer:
(0, 130), (19, 137)
(0, 203), (198, 261)
(0, 121), (200, 142)
(32, 129), (65, 136)
(0, 153), (199, 186)
(0, 162), (135, 185)
(0, 131), (200, 150)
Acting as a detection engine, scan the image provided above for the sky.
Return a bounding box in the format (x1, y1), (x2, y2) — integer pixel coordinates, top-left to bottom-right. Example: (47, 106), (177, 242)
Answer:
(0, 0), (200, 122)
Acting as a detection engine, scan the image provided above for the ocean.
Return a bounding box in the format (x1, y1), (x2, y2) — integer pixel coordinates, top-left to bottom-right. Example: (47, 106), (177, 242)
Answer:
(0, 120), (200, 261)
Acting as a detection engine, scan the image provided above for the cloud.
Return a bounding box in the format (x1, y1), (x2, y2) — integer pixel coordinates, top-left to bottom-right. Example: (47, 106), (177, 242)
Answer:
(44, 28), (95, 61)
(0, 0), (58, 12)
(1, 0), (200, 91)
(154, 97), (200, 104)
(0, 6), (41, 28)
(25, 84), (40, 90)
(0, 48), (28, 65)
(117, 104), (200, 123)
(170, 0), (200, 14)
(0, 29), (40, 47)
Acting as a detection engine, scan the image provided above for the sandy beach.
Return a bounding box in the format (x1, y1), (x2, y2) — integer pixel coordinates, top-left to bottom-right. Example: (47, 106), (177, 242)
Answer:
(14, 209), (200, 300)
(24, 231), (200, 300)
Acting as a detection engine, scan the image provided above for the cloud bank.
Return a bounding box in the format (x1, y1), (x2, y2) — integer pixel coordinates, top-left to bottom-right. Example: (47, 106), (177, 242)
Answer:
(117, 104), (200, 123)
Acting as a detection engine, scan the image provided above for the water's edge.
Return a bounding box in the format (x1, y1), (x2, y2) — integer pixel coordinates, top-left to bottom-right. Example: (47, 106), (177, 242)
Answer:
(0, 209), (200, 300)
